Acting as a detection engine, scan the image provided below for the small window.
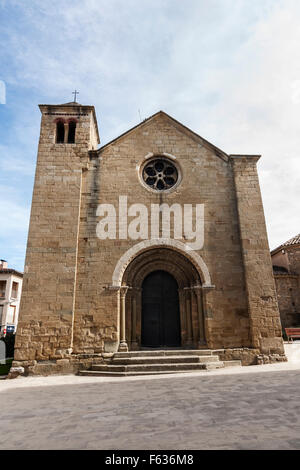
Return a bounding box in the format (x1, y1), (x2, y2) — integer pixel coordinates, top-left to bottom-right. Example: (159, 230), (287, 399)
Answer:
(56, 121), (65, 143)
(68, 121), (76, 143)
(11, 282), (18, 299)
(0, 305), (3, 325)
(0, 281), (6, 298)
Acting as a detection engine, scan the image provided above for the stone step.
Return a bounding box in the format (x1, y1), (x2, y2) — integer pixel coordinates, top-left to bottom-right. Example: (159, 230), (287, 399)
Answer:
(78, 369), (209, 377)
(113, 349), (213, 358)
(111, 355), (219, 365)
(90, 361), (224, 373)
(79, 362), (224, 376)
(78, 349), (242, 377)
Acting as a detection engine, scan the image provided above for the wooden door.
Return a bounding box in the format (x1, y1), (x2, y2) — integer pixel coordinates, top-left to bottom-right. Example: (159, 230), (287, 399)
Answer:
(141, 270), (181, 347)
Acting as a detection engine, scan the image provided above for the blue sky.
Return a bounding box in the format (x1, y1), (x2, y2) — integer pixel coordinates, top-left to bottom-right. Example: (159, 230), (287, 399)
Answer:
(0, 0), (299, 271)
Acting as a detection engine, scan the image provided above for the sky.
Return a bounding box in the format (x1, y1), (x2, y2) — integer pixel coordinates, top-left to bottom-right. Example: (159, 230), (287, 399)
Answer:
(0, 0), (299, 271)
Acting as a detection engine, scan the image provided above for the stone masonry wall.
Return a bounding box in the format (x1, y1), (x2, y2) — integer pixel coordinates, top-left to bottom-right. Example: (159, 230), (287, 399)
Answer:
(274, 274), (300, 329)
(286, 245), (300, 275)
(14, 104), (99, 362)
(73, 113), (250, 354)
(231, 155), (284, 355)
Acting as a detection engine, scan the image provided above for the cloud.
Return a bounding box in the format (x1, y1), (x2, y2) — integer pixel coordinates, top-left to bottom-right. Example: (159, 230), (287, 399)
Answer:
(260, 156), (300, 249)
(0, 146), (35, 176)
(0, 185), (30, 271)
(0, 185), (30, 236)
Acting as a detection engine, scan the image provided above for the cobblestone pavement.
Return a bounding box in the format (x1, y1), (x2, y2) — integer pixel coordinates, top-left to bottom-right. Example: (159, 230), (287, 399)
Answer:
(1, 368), (300, 450)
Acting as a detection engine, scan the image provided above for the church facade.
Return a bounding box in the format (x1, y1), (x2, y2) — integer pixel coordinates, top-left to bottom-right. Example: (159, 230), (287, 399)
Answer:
(12, 102), (286, 376)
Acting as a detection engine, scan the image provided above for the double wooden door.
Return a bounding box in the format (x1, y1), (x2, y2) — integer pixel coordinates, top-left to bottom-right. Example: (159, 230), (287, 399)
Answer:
(141, 270), (181, 348)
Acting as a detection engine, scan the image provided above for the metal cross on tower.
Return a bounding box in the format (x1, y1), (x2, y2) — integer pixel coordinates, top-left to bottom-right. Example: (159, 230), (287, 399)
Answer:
(72, 90), (79, 102)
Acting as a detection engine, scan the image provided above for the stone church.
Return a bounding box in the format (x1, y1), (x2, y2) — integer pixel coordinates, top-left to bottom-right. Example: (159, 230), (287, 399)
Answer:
(12, 101), (286, 376)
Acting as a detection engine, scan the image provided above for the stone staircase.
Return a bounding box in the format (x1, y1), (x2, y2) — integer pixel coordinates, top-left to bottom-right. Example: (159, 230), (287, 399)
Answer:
(78, 350), (242, 377)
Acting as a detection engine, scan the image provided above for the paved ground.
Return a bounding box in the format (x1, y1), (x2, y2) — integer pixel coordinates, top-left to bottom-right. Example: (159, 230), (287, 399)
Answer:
(1, 343), (300, 450)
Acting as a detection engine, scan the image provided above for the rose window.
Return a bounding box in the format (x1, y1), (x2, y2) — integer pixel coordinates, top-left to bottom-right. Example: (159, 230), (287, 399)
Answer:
(142, 158), (178, 191)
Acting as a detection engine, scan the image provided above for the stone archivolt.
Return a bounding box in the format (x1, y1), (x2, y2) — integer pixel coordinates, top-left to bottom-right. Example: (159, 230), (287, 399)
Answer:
(121, 247), (206, 350)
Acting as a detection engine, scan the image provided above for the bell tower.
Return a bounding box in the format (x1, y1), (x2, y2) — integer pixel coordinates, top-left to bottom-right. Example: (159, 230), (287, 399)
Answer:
(14, 102), (100, 365)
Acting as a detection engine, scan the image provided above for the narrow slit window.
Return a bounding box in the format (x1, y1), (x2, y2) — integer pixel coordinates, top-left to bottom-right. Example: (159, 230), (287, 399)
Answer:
(68, 121), (76, 143)
(56, 121), (65, 143)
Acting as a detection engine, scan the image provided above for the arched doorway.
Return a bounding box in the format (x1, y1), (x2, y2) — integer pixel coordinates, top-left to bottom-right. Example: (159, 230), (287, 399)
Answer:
(141, 270), (181, 348)
(120, 247), (208, 350)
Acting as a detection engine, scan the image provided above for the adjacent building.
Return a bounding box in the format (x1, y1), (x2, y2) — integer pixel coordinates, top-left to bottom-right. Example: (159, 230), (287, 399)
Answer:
(0, 260), (23, 336)
(272, 234), (300, 330)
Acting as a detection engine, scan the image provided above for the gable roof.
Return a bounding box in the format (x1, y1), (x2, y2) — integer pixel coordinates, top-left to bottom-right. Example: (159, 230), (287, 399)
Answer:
(282, 234), (300, 247)
(271, 233), (300, 255)
(98, 111), (229, 162)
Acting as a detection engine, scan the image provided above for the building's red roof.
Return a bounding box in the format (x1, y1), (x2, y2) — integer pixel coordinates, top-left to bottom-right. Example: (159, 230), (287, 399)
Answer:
(282, 234), (300, 247)
(271, 233), (300, 255)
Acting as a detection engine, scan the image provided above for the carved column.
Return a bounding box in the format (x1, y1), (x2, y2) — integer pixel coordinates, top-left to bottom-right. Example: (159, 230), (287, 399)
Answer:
(63, 122), (69, 143)
(178, 289), (186, 345)
(184, 287), (193, 345)
(193, 285), (206, 347)
(131, 287), (140, 350)
(119, 286), (129, 352)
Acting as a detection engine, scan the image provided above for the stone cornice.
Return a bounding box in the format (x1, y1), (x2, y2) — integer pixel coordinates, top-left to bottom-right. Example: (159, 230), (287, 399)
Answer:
(230, 154), (261, 163)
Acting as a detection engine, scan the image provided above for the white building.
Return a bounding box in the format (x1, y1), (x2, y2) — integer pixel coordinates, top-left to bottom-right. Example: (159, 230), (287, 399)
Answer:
(0, 260), (23, 336)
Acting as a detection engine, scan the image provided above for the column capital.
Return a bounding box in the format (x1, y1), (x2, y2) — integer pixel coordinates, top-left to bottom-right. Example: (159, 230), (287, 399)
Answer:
(120, 286), (130, 298)
(131, 286), (142, 293)
(192, 285), (202, 298)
